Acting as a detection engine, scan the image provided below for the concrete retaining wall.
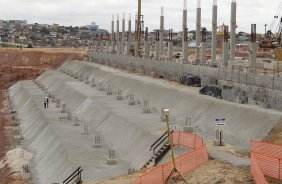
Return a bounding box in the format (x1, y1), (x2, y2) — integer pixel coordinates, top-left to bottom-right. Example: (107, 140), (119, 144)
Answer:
(60, 61), (282, 151)
(8, 82), (74, 184)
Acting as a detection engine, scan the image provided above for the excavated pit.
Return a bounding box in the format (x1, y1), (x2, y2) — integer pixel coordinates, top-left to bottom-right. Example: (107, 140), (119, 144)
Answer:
(8, 60), (282, 183)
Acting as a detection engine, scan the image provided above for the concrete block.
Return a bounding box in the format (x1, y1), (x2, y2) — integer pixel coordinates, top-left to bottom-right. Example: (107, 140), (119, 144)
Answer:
(116, 90), (123, 100)
(183, 126), (194, 133)
(107, 86), (113, 95)
(128, 94), (135, 105)
(213, 140), (226, 146)
(98, 82), (105, 91)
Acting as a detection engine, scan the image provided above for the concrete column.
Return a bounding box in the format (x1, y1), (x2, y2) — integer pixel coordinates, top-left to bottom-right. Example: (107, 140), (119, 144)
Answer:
(134, 41), (138, 57)
(183, 27), (188, 63)
(200, 28), (207, 65)
(249, 24), (257, 71)
(223, 42), (229, 66)
(182, 0), (188, 63)
(168, 29), (173, 61)
(211, 0), (218, 62)
(144, 41), (149, 59)
(230, 0), (237, 61)
(168, 41), (173, 61)
(196, 0), (201, 62)
(122, 13), (125, 55)
(155, 30), (160, 60)
(160, 7), (164, 57)
(222, 26), (229, 66)
(249, 42), (257, 69)
(127, 13), (132, 55)
(144, 27), (149, 59)
(111, 15), (115, 53)
(106, 41), (109, 53)
(200, 42), (207, 64)
(155, 41), (160, 60)
(116, 14), (120, 54)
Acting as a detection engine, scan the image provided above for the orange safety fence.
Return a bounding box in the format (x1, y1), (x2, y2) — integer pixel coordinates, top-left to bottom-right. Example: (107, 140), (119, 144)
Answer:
(132, 131), (208, 184)
(251, 141), (282, 184)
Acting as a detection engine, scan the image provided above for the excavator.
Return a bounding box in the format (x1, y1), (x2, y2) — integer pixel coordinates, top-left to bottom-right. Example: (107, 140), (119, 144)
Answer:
(260, 1), (282, 49)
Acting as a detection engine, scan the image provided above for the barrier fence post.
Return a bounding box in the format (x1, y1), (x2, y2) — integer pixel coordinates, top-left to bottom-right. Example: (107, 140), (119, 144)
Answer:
(178, 131), (180, 146)
(194, 135), (196, 149)
(279, 158), (281, 180)
(162, 165), (165, 184)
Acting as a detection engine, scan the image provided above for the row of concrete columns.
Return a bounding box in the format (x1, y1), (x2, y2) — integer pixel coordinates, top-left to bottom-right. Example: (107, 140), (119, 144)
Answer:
(107, 0), (244, 66)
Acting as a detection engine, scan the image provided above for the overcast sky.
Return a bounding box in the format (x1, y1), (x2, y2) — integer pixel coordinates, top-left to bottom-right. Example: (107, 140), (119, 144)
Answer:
(0, 0), (281, 33)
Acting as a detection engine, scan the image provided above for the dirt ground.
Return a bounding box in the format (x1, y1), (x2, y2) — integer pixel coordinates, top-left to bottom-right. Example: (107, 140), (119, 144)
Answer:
(0, 48), (87, 184)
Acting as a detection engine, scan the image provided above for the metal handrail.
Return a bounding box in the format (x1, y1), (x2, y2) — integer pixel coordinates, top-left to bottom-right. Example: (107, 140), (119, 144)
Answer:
(150, 131), (170, 151)
(63, 167), (83, 184)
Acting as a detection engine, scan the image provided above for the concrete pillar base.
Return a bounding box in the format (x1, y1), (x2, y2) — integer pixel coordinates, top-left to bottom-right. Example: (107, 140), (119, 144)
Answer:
(107, 159), (117, 165)
(183, 126), (194, 133)
(213, 140), (226, 146)
(116, 95), (123, 100)
(143, 108), (151, 113)
(128, 101), (135, 105)
(107, 90), (113, 95)
(93, 144), (102, 148)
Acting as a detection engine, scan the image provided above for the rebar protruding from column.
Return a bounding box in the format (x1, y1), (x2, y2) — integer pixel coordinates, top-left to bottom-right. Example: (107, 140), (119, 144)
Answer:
(155, 30), (160, 60)
(249, 24), (257, 72)
(211, 0), (218, 62)
(196, 0), (202, 63)
(230, 0), (237, 61)
(222, 25), (229, 67)
(85, 76), (89, 84)
(143, 100), (151, 113)
(183, 116), (193, 133)
(214, 129), (225, 146)
(74, 116), (80, 126)
(91, 78), (96, 87)
(117, 89), (123, 100)
(160, 7), (164, 57)
(82, 123), (89, 135)
(61, 104), (67, 113)
(93, 136), (102, 148)
(79, 74), (84, 81)
(128, 94), (136, 105)
(107, 85), (113, 95)
(107, 149), (117, 165)
(98, 82), (105, 91)
(74, 72), (78, 79)
(168, 29), (173, 61)
(200, 28), (207, 65)
(56, 99), (61, 108)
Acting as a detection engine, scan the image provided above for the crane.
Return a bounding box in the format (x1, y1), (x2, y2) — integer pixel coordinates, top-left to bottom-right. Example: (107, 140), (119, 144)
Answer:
(260, 1), (282, 48)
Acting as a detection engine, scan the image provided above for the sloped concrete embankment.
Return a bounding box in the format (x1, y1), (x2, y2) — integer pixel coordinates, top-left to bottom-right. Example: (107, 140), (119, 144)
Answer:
(9, 68), (164, 183)
(59, 61), (282, 151)
(8, 81), (74, 184)
(35, 71), (158, 165)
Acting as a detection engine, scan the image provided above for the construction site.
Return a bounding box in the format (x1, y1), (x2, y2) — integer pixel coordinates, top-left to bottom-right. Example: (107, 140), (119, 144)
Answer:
(1, 0), (282, 184)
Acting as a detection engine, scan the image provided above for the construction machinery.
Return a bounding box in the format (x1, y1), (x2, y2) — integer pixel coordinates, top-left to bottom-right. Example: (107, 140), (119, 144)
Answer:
(260, 1), (282, 48)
